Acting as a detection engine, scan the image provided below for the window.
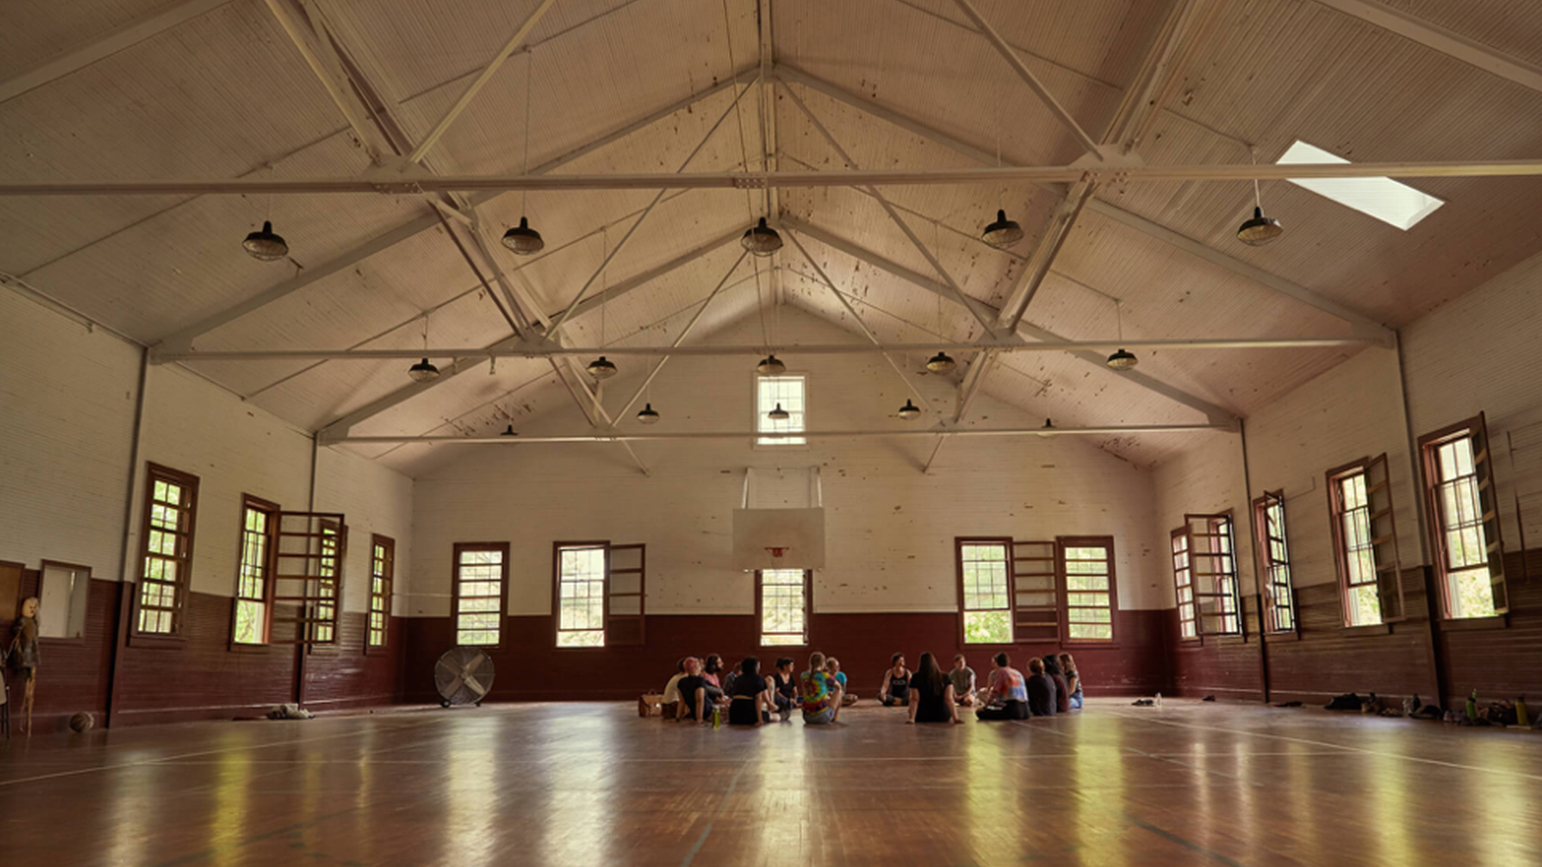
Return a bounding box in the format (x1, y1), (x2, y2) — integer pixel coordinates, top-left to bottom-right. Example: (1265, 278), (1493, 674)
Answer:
(1327, 455), (1404, 627)
(1188, 514), (1243, 636)
(1420, 414), (1506, 619)
(312, 521), (341, 644)
(1277, 140), (1445, 230)
(756, 375), (806, 445)
(1171, 528), (1197, 640)
(233, 495), (279, 645)
(555, 543), (606, 647)
(137, 463), (200, 636)
(453, 543), (508, 646)
(1061, 538), (1116, 641)
(368, 534), (395, 650)
(757, 569), (810, 646)
(957, 538), (1013, 644)
(1252, 492), (1297, 633)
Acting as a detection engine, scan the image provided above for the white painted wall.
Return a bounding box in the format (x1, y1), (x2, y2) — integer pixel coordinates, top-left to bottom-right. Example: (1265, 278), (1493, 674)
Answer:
(1, 287), (414, 614)
(1150, 428), (1253, 605)
(409, 308), (1168, 618)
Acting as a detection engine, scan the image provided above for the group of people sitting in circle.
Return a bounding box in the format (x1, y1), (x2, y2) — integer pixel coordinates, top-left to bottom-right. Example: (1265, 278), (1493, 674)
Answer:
(659, 649), (1082, 726)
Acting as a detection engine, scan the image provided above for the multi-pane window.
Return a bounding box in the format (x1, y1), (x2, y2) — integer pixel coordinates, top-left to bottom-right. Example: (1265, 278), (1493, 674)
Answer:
(957, 539), (1012, 644)
(233, 496), (278, 645)
(312, 523), (341, 644)
(368, 535), (395, 649)
(1334, 470), (1382, 627)
(1171, 529), (1196, 640)
(1062, 541), (1115, 641)
(1253, 493), (1297, 632)
(756, 375), (806, 445)
(137, 464), (199, 636)
(758, 569), (810, 646)
(454, 543), (507, 646)
(1201, 516), (1243, 635)
(1420, 416), (1506, 620)
(556, 544), (606, 647)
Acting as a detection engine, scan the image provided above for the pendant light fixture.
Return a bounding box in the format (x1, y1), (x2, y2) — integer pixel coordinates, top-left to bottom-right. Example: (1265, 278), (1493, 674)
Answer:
(500, 424), (518, 436)
(243, 220), (288, 261)
(1237, 152), (1283, 246)
(768, 403), (791, 422)
(503, 51), (545, 256)
(587, 229), (617, 380)
(926, 351), (957, 374)
(897, 399), (922, 420)
(982, 209), (1024, 248)
(636, 403), (661, 424)
(741, 217), (783, 257)
(407, 314), (439, 381)
(1038, 418), (1054, 438)
(756, 354), (786, 376)
(1106, 300), (1138, 370)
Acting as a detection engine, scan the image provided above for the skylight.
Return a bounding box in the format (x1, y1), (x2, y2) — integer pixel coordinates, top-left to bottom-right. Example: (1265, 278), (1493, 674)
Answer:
(1276, 140), (1445, 231)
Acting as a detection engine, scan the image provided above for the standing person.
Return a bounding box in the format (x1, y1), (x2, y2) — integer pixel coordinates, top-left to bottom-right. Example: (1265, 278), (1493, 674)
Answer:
(768, 657), (798, 721)
(907, 652), (961, 724)
(1059, 653), (1084, 709)
(1025, 657), (1058, 717)
(728, 656), (769, 726)
(878, 653), (911, 707)
(827, 657), (858, 705)
(800, 651), (844, 725)
(676, 657), (712, 724)
(661, 658), (690, 721)
(1042, 655), (1072, 715)
(949, 654), (978, 707)
(975, 652), (1030, 721)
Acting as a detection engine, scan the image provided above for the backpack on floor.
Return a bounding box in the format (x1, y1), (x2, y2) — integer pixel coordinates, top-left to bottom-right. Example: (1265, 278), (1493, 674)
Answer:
(1324, 692), (1361, 711)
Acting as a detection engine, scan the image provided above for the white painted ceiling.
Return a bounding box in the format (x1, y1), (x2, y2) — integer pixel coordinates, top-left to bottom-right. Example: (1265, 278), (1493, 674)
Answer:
(5, 0), (1542, 473)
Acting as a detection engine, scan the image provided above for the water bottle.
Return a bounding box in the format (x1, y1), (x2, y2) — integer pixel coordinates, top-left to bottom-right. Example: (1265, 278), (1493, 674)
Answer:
(712, 706), (721, 729)
(1466, 688), (1478, 721)
(1516, 695), (1530, 728)
(1155, 692), (1163, 708)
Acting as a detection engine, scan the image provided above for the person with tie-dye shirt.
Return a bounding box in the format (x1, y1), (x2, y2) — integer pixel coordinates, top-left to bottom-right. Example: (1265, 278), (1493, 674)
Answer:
(800, 651), (844, 724)
(975, 652), (1030, 721)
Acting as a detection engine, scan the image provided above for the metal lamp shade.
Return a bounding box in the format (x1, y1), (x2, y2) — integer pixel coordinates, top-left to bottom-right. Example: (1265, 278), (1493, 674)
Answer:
(242, 221), (288, 261)
(897, 399), (921, 420)
(756, 354), (786, 376)
(408, 358), (440, 382)
(741, 217), (783, 257)
(502, 216), (545, 255)
(1236, 206), (1283, 246)
(926, 351), (957, 374)
(586, 356), (618, 379)
(982, 209), (1024, 248)
(637, 403), (661, 424)
(1106, 348), (1138, 370)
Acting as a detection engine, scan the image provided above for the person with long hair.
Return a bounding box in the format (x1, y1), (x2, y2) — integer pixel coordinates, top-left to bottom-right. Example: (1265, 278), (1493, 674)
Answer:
(907, 652), (961, 724)
(800, 651), (844, 725)
(975, 652), (1030, 721)
(1059, 653), (1083, 709)
(1041, 654), (1071, 714)
(728, 656), (769, 726)
(768, 657), (797, 721)
(878, 653), (911, 707)
(661, 657), (689, 721)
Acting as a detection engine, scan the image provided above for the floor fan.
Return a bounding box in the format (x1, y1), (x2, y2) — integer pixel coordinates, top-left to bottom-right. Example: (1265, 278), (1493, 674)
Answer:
(434, 647), (495, 708)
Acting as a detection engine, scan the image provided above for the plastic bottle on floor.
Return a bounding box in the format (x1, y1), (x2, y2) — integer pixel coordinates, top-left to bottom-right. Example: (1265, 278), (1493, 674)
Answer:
(1155, 692), (1163, 709)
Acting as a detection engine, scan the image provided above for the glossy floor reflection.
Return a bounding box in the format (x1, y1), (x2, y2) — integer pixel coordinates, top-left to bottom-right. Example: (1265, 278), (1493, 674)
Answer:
(3, 698), (1540, 866)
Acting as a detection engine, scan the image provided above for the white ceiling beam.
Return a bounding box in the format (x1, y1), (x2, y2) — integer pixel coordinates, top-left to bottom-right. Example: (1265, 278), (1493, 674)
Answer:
(332, 422), (1233, 445)
(148, 74), (752, 357)
(777, 81), (1006, 339)
(157, 335), (1370, 363)
(18, 157), (1540, 198)
(769, 62), (1394, 347)
(784, 218), (1239, 428)
(946, 0), (1102, 156)
(0, 0), (235, 104)
(264, 0), (389, 164)
(1310, 0), (1542, 95)
(406, 0), (559, 163)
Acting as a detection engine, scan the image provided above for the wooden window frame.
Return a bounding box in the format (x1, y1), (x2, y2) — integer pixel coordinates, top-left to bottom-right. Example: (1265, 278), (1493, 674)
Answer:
(366, 534), (395, 654)
(1058, 536), (1118, 644)
(1327, 455), (1405, 628)
(550, 541), (647, 649)
(955, 536), (1016, 647)
(229, 493), (280, 649)
(1251, 491), (1299, 635)
(305, 518), (345, 651)
(132, 462), (200, 645)
(756, 568), (812, 647)
(36, 559), (93, 646)
(1418, 413), (1508, 620)
(753, 372), (809, 449)
(453, 542), (509, 649)
(1171, 527), (1199, 642)
(1184, 512), (1245, 638)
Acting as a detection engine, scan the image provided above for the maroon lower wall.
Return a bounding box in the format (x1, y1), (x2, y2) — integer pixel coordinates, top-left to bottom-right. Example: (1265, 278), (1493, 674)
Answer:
(1169, 552), (1542, 708)
(2, 577), (404, 734)
(401, 609), (1170, 703)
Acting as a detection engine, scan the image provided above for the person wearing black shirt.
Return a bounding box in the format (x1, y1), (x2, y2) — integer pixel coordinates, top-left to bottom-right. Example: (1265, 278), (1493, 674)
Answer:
(1042, 655), (1072, 715)
(1025, 657), (1058, 717)
(879, 653), (911, 707)
(728, 656), (770, 726)
(906, 652), (961, 724)
(768, 657), (797, 721)
(676, 657), (712, 723)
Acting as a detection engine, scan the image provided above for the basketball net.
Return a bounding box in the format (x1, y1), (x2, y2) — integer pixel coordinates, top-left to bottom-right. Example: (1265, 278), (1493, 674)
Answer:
(765, 546), (789, 559)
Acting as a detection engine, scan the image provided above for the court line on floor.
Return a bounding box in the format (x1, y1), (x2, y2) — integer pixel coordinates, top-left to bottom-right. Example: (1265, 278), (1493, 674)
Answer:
(1105, 712), (1542, 783)
(679, 759), (752, 867)
(1010, 720), (1263, 787)
(1121, 813), (1249, 867)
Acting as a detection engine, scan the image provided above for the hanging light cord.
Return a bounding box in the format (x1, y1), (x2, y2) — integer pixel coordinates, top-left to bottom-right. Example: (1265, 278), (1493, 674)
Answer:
(522, 49), (534, 216)
(1250, 147), (1263, 209)
(422, 313), (429, 352)
(1115, 299), (1124, 342)
(599, 228), (608, 348)
(721, 0), (757, 222)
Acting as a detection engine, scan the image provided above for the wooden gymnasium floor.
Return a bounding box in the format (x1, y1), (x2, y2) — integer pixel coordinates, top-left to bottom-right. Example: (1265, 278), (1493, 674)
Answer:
(1, 698), (1538, 866)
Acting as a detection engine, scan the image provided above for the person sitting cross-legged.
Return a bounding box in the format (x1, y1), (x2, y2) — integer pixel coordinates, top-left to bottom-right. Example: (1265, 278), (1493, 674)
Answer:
(728, 656), (770, 726)
(975, 652), (1030, 721)
(767, 657), (798, 721)
(907, 652), (962, 724)
(800, 651), (844, 725)
(1025, 657), (1058, 718)
(949, 654), (978, 707)
(1059, 653), (1084, 710)
(676, 656), (718, 724)
(878, 653), (911, 707)
(1041, 654), (1072, 715)
(826, 657), (858, 706)
(661, 657), (689, 721)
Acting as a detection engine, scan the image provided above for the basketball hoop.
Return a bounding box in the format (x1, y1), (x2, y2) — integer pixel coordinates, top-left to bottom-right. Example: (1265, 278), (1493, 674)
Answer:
(765, 546), (789, 559)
